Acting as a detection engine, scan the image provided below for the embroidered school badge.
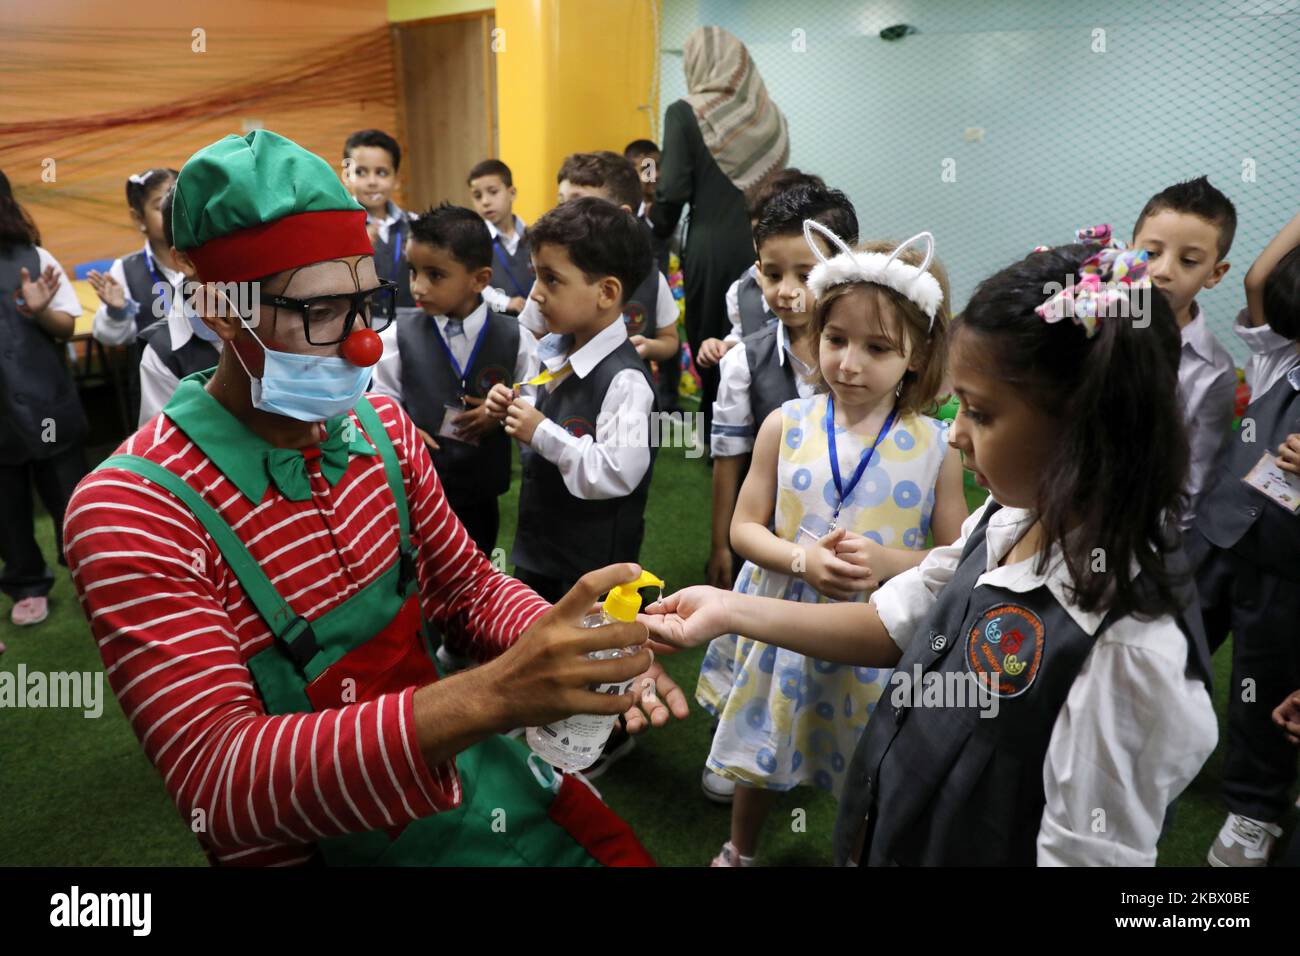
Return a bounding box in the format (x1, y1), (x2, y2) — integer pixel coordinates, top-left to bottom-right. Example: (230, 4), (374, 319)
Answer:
(622, 303), (647, 337)
(560, 416), (596, 439)
(965, 604), (1045, 698)
(476, 365), (509, 392)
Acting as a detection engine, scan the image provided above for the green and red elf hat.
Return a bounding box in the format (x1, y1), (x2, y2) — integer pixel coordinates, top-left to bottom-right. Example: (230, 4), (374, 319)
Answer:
(171, 130), (372, 283)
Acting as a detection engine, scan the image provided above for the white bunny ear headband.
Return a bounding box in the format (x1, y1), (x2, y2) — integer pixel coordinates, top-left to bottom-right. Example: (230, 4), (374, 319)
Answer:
(803, 220), (944, 333)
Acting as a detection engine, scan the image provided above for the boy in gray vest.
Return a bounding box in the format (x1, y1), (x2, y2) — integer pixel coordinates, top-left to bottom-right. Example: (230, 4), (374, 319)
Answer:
(371, 203), (538, 557)
(485, 197), (658, 600)
(485, 196), (659, 777)
(1131, 177), (1239, 528)
(469, 159), (531, 317)
(1192, 208), (1300, 867)
(517, 153), (680, 374)
(696, 168), (826, 370)
(137, 186), (221, 424)
(343, 129), (413, 319)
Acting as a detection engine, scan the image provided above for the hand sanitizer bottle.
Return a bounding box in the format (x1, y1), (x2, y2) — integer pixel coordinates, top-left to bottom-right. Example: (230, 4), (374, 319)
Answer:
(526, 571), (664, 772)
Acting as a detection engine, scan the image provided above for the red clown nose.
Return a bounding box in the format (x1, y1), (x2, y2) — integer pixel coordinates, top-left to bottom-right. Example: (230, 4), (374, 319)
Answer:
(340, 327), (383, 367)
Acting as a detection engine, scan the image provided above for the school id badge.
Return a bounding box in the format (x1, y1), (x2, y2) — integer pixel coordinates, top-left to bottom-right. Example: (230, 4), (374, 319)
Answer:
(1242, 452), (1300, 513)
(437, 402), (480, 446)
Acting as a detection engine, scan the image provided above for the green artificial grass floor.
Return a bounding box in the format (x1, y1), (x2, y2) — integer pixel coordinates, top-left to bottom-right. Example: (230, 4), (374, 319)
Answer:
(1, 408), (1294, 866)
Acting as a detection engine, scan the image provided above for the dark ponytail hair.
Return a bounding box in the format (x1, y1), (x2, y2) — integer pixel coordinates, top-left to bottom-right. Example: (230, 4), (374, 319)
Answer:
(125, 168), (178, 217)
(954, 244), (1188, 619)
(0, 169), (41, 253)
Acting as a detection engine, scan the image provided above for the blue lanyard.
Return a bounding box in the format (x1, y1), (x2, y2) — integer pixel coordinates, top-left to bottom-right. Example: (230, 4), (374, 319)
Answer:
(433, 314), (491, 398)
(391, 227), (403, 281)
(144, 246), (177, 313)
(492, 237), (530, 298)
(826, 394), (899, 530)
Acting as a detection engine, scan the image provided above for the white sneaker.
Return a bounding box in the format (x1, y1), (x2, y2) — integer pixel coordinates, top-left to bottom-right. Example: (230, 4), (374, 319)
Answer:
(710, 841), (755, 867)
(702, 767), (736, 804)
(1207, 813), (1282, 867)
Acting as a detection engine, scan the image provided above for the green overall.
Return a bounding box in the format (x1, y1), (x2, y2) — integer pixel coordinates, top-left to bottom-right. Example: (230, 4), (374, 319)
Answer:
(97, 382), (652, 866)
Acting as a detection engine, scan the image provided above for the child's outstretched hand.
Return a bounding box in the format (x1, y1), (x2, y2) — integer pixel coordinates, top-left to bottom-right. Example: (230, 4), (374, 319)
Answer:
(1277, 434), (1300, 476)
(86, 269), (126, 310)
(800, 527), (875, 601)
(640, 585), (734, 650)
(484, 382), (514, 419)
(1273, 689), (1300, 745)
(833, 531), (883, 590)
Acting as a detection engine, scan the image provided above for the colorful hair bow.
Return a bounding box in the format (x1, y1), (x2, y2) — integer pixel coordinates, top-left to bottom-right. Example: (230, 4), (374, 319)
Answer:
(1034, 245), (1150, 338)
(1075, 223), (1113, 247)
(1031, 222), (1119, 256)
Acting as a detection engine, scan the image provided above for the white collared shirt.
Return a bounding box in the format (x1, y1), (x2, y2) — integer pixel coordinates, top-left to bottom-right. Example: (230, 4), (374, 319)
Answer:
(711, 321), (817, 457)
(723, 263), (769, 344)
(1234, 307), (1300, 398)
(870, 497), (1218, 866)
(367, 201), (409, 246)
(370, 300), (539, 404)
(137, 291), (223, 425)
(1177, 304), (1237, 526)
(485, 215), (526, 257)
(483, 216), (529, 314)
(91, 240), (183, 346)
(519, 317), (656, 500)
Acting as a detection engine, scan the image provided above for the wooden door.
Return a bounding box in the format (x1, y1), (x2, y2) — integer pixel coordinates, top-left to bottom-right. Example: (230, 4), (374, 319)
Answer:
(391, 11), (499, 213)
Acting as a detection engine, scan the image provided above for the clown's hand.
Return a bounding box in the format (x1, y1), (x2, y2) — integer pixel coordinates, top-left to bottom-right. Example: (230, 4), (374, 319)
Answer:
(622, 657), (689, 734)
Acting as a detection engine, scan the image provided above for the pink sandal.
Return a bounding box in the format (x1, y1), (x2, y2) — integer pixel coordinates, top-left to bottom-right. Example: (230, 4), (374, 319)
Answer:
(11, 596), (49, 626)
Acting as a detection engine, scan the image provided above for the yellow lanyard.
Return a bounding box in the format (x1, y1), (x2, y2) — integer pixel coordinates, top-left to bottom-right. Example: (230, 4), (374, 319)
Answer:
(515, 364), (572, 390)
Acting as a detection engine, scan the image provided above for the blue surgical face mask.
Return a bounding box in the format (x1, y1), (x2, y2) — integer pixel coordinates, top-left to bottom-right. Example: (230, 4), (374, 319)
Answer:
(232, 318), (371, 422)
(185, 300), (222, 344)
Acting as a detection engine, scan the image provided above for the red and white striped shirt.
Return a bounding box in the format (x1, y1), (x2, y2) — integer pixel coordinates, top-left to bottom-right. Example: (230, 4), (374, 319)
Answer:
(64, 394), (550, 866)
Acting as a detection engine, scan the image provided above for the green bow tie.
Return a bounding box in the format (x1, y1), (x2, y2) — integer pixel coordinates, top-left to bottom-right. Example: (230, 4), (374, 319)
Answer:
(265, 417), (356, 501)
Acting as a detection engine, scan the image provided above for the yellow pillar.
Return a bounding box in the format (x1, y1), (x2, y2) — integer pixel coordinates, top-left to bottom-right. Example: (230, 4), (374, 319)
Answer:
(495, 0), (659, 224)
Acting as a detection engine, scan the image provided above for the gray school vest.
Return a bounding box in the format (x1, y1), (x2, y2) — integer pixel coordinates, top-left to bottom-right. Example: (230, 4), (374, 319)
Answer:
(735, 271), (774, 339)
(511, 339), (658, 582)
(620, 266), (662, 339)
(372, 216), (414, 316)
(0, 245), (88, 462)
(833, 503), (1213, 867)
(490, 231), (534, 301)
(138, 317), (219, 384)
(121, 249), (174, 334)
(395, 307), (519, 499)
(742, 322), (799, 428)
(1196, 372), (1300, 580)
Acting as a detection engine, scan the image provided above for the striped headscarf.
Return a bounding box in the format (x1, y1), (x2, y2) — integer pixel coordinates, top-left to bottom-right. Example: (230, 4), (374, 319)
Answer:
(682, 26), (790, 199)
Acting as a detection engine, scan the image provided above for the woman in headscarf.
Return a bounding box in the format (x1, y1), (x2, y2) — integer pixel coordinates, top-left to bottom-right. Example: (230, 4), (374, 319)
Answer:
(650, 25), (790, 449)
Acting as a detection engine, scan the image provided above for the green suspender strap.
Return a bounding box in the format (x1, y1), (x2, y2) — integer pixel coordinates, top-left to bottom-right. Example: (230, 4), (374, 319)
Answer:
(350, 398), (417, 594)
(96, 398), (416, 714)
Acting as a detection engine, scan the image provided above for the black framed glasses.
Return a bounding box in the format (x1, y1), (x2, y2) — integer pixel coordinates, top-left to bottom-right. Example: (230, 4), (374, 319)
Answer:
(260, 279), (397, 345)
